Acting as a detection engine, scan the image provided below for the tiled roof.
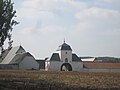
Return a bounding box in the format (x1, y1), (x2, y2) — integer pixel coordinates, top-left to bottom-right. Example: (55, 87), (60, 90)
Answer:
(9, 52), (32, 64)
(72, 54), (81, 61)
(57, 42), (72, 51)
(50, 53), (61, 61)
(0, 49), (10, 63)
(0, 46), (25, 64)
(83, 62), (120, 69)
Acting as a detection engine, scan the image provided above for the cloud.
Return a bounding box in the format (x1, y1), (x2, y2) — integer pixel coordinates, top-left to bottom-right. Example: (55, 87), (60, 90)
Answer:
(17, 0), (87, 19)
(12, 25), (70, 58)
(75, 7), (120, 35)
(72, 7), (120, 57)
(12, 0), (120, 58)
(16, 0), (88, 35)
(75, 7), (120, 20)
(98, 0), (120, 3)
(17, 8), (56, 21)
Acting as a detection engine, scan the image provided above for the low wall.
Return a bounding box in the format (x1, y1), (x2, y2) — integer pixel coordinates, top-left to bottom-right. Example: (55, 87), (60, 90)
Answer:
(0, 64), (18, 70)
(83, 68), (120, 72)
(70, 62), (83, 71)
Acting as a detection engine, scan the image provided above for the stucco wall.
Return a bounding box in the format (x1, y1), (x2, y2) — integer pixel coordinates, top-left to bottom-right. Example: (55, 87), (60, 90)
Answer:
(47, 61), (83, 71)
(19, 56), (39, 70)
(83, 68), (120, 72)
(0, 64), (18, 70)
(70, 62), (83, 72)
(48, 61), (63, 71)
(46, 61), (120, 72)
(110, 69), (120, 72)
(61, 50), (72, 62)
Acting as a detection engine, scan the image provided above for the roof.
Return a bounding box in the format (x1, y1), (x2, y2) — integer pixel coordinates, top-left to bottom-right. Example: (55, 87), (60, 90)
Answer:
(9, 52), (33, 64)
(57, 42), (72, 51)
(81, 58), (95, 62)
(0, 46), (25, 64)
(72, 54), (81, 61)
(50, 53), (61, 61)
(83, 62), (120, 69)
(0, 46), (26, 64)
(0, 49), (10, 63)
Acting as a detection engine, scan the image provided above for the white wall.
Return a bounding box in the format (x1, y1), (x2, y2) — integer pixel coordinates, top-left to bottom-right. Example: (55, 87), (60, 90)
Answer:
(110, 69), (120, 72)
(46, 61), (120, 72)
(46, 61), (83, 71)
(70, 62), (83, 72)
(83, 68), (120, 72)
(19, 56), (39, 70)
(61, 50), (72, 62)
(45, 61), (50, 71)
(48, 61), (63, 71)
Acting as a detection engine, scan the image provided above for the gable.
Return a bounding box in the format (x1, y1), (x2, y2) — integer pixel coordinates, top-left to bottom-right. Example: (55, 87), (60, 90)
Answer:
(16, 46), (26, 54)
(19, 55), (39, 70)
(0, 46), (26, 64)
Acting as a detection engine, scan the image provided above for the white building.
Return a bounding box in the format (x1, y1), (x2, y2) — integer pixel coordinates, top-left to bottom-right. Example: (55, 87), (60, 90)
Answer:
(0, 46), (39, 70)
(45, 41), (83, 71)
(45, 41), (120, 72)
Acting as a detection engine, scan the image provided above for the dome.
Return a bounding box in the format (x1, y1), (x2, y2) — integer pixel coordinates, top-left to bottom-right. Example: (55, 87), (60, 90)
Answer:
(57, 42), (72, 51)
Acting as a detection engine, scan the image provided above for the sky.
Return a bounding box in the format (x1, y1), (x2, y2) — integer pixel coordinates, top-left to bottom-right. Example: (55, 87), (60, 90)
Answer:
(7, 0), (120, 59)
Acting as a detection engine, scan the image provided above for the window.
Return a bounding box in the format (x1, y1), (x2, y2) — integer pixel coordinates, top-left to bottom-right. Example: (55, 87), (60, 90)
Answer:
(65, 58), (68, 62)
(66, 52), (67, 54)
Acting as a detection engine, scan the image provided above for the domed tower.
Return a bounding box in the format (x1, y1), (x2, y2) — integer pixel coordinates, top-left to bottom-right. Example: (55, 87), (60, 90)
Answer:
(57, 41), (72, 62)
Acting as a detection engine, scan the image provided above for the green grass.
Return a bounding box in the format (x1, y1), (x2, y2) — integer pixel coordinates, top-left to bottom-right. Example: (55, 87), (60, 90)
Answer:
(0, 70), (120, 90)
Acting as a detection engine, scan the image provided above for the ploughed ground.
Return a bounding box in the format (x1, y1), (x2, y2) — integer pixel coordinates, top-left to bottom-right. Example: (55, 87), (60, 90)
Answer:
(0, 70), (120, 90)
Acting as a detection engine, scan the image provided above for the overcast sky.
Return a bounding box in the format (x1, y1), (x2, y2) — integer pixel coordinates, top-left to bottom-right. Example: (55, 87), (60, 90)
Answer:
(9, 0), (120, 59)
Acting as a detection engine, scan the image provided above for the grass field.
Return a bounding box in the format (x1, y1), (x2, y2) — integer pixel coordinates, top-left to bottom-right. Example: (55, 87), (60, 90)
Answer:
(0, 70), (120, 90)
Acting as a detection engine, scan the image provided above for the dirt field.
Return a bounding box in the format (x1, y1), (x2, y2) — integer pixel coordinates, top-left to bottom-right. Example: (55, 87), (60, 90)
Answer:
(0, 70), (120, 90)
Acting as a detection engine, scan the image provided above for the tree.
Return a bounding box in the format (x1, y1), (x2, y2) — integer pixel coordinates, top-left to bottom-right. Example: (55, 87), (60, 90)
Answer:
(0, 0), (18, 54)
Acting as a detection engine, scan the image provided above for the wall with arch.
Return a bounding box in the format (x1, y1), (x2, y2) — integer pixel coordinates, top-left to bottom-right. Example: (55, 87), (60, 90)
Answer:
(46, 61), (83, 71)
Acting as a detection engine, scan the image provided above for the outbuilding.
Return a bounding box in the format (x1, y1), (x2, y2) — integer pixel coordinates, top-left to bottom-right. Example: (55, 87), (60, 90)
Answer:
(0, 46), (39, 70)
(45, 41), (83, 71)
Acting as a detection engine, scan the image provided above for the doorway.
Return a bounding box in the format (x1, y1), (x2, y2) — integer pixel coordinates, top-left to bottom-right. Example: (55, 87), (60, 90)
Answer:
(61, 63), (72, 71)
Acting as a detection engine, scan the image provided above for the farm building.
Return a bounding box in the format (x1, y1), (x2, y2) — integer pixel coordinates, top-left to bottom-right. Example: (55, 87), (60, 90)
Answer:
(45, 41), (120, 72)
(0, 46), (39, 70)
(45, 41), (83, 71)
(36, 59), (45, 70)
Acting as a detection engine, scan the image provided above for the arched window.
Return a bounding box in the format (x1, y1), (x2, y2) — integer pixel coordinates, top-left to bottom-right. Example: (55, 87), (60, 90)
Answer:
(65, 58), (68, 62)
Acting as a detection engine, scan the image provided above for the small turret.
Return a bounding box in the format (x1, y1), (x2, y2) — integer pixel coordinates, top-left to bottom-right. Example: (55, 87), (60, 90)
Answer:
(57, 41), (72, 62)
